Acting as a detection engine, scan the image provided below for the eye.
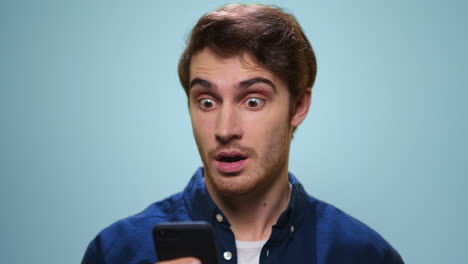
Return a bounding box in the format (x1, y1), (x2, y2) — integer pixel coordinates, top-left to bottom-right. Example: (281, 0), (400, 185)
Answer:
(198, 98), (216, 109)
(245, 97), (265, 109)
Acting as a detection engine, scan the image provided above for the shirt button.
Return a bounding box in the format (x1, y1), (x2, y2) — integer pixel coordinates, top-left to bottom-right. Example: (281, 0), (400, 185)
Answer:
(216, 214), (223, 223)
(290, 225), (295, 233)
(223, 251), (232, 260)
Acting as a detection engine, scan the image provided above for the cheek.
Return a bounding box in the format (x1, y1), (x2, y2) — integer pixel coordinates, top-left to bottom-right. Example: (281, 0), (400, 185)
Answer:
(245, 108), (290, 132)
(190, 114), (214, 144)
(244, 114), (290, 152)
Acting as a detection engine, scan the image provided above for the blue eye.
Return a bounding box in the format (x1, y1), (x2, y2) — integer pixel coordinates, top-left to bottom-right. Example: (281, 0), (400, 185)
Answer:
(199, 98), (216, 109)
(245, 98), (264, 109)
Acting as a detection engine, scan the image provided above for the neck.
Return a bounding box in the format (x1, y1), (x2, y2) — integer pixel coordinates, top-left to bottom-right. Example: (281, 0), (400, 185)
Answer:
(206, 167), (292, 241)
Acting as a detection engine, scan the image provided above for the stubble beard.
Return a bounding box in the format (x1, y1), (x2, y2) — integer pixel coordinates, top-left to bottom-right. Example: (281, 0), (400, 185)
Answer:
(199, 123), (291, 199)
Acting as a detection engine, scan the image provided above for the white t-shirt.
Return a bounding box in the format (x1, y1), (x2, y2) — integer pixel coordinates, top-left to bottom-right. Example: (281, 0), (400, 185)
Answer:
(235, 239), (268, 264)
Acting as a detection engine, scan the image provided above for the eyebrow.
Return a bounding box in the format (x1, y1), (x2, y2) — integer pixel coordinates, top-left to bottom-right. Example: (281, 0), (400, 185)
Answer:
(189, 77), (277, 92)
(190, 78), (213, 90)
(238, 77), (277, 92)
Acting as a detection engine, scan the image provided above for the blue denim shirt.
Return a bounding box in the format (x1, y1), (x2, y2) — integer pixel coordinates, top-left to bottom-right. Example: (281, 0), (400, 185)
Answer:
(82, 168), (403, 264)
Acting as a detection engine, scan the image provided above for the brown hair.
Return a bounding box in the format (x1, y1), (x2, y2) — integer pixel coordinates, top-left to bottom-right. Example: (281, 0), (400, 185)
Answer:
(178, 3), (317, 106)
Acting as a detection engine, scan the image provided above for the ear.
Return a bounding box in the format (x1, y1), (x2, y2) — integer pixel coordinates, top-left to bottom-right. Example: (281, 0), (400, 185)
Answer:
(290, 88), (312, 127)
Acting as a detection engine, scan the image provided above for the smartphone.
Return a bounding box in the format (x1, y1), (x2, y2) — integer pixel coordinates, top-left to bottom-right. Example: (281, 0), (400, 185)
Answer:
(153, 221), (221, 264)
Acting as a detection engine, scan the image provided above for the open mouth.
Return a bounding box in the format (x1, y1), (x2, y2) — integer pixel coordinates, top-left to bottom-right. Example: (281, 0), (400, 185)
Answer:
(218, 155), (247, 163)
(215, 152), (248, 173)
(216, 152), (248, 163)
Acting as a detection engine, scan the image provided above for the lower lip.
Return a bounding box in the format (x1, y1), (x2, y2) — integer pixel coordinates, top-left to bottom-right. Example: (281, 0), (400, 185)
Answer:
(216, 159), (248, 174)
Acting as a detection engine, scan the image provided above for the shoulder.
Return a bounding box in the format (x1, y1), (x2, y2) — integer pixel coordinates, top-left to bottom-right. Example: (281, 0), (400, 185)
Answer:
(82, 192), (190, 264)
(306, 196), (404, 263)
(102, 191), (189, 240)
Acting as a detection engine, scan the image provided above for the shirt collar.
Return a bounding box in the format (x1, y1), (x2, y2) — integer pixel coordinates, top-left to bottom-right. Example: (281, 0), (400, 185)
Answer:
(183, 167), (310, 237)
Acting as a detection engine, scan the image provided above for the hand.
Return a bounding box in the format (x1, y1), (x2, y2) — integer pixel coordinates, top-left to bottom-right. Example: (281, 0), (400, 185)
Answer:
(156, 257), (201, 264)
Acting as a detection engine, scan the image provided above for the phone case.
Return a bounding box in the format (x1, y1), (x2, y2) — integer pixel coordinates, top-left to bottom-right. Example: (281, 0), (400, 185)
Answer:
(153, 221), (221, 264)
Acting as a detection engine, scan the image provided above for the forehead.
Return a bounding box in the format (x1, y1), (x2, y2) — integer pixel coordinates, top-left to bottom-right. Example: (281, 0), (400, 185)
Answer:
(189, 48), (284, 87)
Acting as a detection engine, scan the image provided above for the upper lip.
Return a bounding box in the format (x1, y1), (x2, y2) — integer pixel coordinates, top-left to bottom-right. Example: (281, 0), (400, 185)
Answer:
(215, 151), (248, 161)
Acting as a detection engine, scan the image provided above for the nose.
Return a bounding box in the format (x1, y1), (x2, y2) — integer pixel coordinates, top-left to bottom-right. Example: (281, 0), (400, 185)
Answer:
(215, 104), (242, 143)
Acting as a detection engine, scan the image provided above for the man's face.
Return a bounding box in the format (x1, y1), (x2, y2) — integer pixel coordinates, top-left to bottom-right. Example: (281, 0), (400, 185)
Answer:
(188, 48), (298, 197)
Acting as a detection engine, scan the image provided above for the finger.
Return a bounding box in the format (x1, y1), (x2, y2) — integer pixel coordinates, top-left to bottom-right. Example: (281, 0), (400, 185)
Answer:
(156, 257), (201, 264)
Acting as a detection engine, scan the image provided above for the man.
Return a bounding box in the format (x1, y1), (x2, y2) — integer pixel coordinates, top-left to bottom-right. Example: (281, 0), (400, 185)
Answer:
(82, 4), (403, 264)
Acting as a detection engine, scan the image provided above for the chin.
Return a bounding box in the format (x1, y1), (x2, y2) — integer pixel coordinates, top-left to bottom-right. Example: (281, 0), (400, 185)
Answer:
(207, 169), (264, 197)
(215, 180), (254, 196)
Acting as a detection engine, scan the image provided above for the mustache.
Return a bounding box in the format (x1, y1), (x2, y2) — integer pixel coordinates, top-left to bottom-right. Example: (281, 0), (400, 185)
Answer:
(208, 142), (256, 159)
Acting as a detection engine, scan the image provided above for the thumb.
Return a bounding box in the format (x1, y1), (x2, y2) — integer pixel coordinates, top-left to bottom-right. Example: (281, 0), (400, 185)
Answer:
(156, 257), (201, 264)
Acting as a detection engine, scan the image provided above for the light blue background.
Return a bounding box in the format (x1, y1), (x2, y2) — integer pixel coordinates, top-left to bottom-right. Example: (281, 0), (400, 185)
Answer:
(1, 0), (467, 263)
